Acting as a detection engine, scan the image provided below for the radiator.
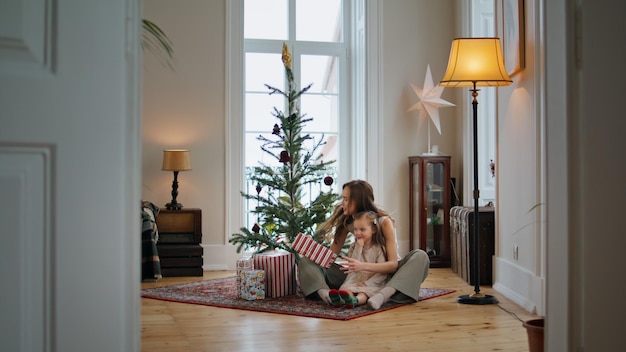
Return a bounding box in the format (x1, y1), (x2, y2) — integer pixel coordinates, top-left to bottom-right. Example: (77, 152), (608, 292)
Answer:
(450, 206), (495, 285)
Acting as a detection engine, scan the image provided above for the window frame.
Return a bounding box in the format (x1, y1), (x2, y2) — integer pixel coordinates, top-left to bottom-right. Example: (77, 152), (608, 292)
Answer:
(227, 0), (364, 239)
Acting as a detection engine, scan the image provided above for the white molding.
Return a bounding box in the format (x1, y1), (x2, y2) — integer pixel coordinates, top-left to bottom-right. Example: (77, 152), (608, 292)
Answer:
(123, 0), (142, 349)
(493, 256), (544, 314)
(350, 0), (365, 182)
(202, 244), (241, 271)
(364, 0), (382, 194)
(226, 0), (245, 247)
(0, 146), (52, 351)
(545, 0), (571, 349)
(533, 0), (548, 313)
(0, 0), (54, 75)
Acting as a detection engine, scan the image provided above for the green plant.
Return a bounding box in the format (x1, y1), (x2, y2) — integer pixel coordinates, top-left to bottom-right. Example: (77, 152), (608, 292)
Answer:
(511, 202), (544, 236)
(142, 19), (174, 68)
(229, 43), (339, 254)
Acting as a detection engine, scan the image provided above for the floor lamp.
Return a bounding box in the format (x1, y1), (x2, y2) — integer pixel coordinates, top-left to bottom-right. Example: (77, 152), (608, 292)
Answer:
(439, 38), (512, 304)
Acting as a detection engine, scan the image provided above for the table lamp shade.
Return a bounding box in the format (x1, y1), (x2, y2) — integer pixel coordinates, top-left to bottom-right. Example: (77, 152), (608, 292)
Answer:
(162, 149), (192, 171)
(439, 37), (512, 88)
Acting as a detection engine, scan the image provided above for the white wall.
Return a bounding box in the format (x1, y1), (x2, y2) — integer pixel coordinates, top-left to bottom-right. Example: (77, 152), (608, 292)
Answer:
(374, 0), (459, 254)
(142, 1), (231, 267)
(493, 0), (545, 315)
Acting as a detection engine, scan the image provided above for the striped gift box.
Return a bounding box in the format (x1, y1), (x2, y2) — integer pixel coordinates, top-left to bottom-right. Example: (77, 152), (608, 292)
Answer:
(291, 232), (337, 268)
(252, 251), (296, 298)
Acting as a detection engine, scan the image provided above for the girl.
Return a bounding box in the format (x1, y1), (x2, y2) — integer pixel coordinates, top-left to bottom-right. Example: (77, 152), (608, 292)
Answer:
(328, 211), (388, 308)
(298, 179), (430, 309)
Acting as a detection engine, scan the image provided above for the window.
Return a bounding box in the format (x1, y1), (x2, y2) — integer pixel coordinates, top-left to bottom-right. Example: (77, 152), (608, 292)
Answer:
(469, 0), (497, 205)
(241, 0), (350, 228)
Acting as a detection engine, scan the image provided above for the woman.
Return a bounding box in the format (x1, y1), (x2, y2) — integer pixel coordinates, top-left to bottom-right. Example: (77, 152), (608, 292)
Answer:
(298, 179), (430, 309)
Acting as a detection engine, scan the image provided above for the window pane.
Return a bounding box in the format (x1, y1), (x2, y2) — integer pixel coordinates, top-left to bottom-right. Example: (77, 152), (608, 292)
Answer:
(246, 53), (284, 92)
(301, 55), (338, 94)
(300, 94), (338, 132)
(246, 133), (281, 167)
(296, 0), (342, 42)
(245, 133), (338, 169)
(244, 0), (288, 40)
(304, 133), (338, 164)
(245, 92), (284, 132)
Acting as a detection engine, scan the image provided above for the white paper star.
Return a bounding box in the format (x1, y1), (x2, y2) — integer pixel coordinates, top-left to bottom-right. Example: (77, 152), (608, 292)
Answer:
(407, 65), (455, 134)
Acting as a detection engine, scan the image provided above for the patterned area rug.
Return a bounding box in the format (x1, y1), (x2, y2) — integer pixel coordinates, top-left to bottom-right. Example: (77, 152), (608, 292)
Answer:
(142, 276), (455, 321)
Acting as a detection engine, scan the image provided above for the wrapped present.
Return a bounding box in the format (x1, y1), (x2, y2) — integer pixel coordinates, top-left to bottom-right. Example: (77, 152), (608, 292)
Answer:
(240, 270), (266, 300)
(253, 251), (296, 298)
(236, 255), (254, 294)
(291, 232), (337, 268)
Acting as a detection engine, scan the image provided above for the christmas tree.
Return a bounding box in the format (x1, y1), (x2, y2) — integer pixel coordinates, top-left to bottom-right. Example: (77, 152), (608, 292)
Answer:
(229, 43), (339, 254)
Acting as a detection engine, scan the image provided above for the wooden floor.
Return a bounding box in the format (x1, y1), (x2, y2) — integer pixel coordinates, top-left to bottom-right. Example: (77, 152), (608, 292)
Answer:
(141, 268), (539, 352)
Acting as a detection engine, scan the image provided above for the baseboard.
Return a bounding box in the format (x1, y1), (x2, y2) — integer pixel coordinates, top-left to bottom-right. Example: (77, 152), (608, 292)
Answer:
(203, 264), (230, 271)
(200, 243), (242, 270)
(493, 257), (545, 315)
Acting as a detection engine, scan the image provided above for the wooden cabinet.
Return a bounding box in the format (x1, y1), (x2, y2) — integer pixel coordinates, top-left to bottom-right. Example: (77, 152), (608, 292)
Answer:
(409, 156), (451, 268)
(156, 208), (203, 277)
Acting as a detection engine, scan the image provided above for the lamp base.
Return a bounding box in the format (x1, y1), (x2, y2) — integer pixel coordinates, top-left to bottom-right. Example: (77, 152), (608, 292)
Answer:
(457, 293), (499, 305)
(165, 202), (183, 210)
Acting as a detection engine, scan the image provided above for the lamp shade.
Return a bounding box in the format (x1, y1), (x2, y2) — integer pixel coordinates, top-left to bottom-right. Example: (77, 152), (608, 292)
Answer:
(162, 149), (192, 171)
(439, 38), (512, 88)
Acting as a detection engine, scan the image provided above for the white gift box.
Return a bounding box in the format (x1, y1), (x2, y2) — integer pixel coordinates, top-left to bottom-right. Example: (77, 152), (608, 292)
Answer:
(239, 269), (266, 300)
(236, 255), (254, 295)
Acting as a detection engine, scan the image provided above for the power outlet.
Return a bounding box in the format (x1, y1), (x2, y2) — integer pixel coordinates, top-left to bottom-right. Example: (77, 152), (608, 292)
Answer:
(513, 245), (519, 260)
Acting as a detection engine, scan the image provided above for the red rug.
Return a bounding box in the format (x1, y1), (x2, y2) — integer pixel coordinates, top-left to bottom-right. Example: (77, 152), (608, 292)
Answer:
(142, 276), (455, 321)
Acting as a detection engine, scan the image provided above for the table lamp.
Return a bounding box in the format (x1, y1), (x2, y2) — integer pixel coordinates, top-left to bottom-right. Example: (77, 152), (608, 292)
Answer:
(439, 37), (512, 304)
(162, 149), (192, 210)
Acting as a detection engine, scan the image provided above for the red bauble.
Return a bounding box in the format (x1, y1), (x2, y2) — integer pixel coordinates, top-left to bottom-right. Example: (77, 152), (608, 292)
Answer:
(279, 150), (291, 163)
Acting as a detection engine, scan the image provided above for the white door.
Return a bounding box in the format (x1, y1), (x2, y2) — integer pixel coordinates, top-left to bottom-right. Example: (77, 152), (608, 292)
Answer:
(0, 1), (141, 351)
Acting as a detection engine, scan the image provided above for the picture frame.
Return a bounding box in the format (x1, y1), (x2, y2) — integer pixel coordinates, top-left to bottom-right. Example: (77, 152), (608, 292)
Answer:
(501, 0), (525, 77)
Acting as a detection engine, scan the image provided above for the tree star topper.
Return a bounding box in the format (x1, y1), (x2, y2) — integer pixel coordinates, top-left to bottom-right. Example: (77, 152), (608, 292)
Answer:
(282, 42), (292, 69)
(407, 64), (455, 134)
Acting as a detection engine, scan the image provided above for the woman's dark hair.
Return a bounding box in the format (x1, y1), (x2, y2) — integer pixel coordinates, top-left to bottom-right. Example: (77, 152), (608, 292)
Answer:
(316, 180), (391, 238)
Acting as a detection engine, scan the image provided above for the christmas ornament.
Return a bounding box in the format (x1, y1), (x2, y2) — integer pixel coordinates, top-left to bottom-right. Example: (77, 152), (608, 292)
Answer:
(408, 65), (455, 154)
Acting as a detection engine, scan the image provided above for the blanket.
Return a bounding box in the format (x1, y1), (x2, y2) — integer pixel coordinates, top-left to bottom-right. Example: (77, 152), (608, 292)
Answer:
(141, 200), (162, 280)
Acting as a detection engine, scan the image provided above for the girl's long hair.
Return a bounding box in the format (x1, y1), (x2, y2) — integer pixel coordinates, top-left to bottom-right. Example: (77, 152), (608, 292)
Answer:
(353, 210), (387, 258)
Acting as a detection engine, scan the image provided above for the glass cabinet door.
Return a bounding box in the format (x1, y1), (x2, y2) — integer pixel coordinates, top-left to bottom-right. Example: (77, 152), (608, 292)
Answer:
(411, 161), (420, 251)
(409, 156), (451, 268)
(425, 161), (445, 257)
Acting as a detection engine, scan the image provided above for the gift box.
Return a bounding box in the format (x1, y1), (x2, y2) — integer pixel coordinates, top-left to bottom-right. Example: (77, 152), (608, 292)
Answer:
(240, 270), (266, 300)
(236, 255), (254, 294)
(253, 251), (296, 298)
(291, 232), (338, 268)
